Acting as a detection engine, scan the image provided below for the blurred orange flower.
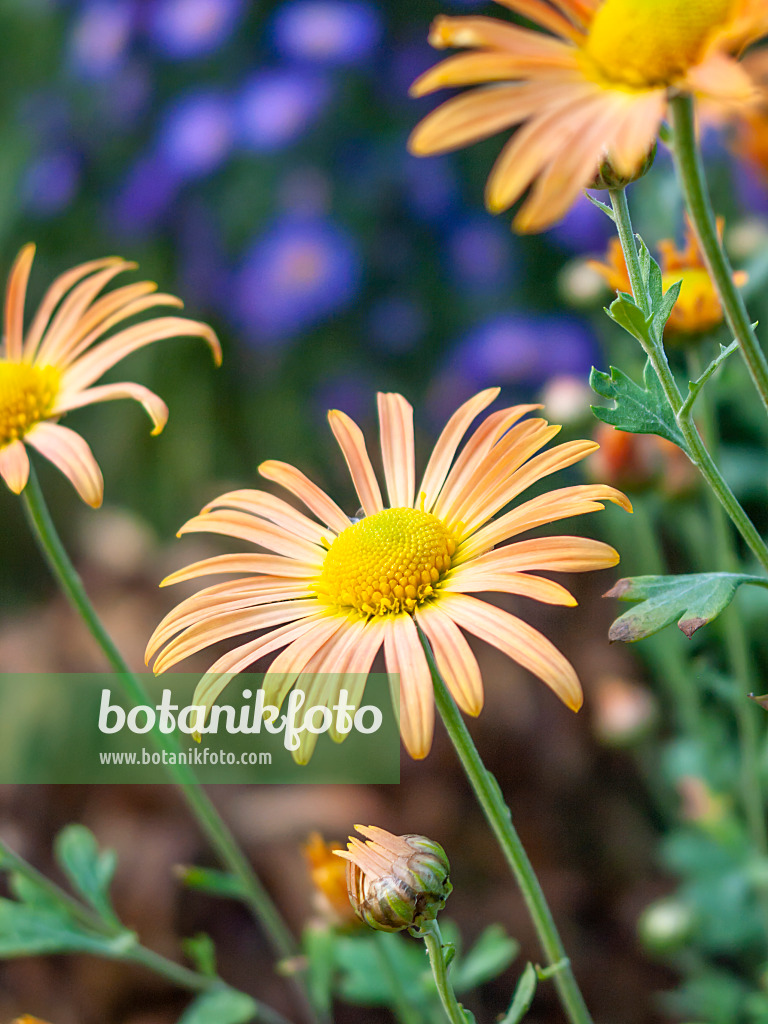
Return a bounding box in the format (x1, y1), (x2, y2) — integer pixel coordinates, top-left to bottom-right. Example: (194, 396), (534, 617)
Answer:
(409, 0), (767, 231)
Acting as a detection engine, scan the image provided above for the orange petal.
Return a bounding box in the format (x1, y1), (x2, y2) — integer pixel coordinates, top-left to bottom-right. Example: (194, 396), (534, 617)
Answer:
(161, 552), (314, 586)
(383, 614), (434, 759)
(328, 409), (383, 516)
(377, 392), (415, 508)
(25, 422), (103, 507)
(0, 439), (30, 495)
(416, 602), (484, 715)
(202, 489), (327, 544)
(54, 381), (169, 435)
(177, 509), (326, 565)
(259, 459), (352, 534)
(409, 85), (541, 156)
(493, 0), (585, 42)
(3, 244), (35, 361)
(465, 535), (620, 573)
(439, 592), (583, 710)
(444, 568), (577, 606)
(419, 387), (500, 510)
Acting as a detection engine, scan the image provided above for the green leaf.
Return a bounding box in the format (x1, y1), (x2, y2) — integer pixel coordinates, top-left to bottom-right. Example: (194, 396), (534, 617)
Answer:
(681, 341), (739, 420)
(176, 865), (248, 902)
(606, 293), (650, 344)
(54, 825), (117, 923)
(7, 872), (63, 912)
(0, 898), (134, 958)
(652, 280), (682, 334)
(585, 193), (615, 221)
(605, 573), (768, 642)
(590, 359), (688, 451)
(177, 989), (257, 1024)
(302, 924), (336, 1013)
(500, 963), (537, 1024)
(452, 925), (519, 993)
(182, 932), (217, 978)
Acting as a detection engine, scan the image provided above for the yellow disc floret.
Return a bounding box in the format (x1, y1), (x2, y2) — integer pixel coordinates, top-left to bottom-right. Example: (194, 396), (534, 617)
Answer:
(0, 361), (60, 448)
(319, 507), (456, 617)
(584, 0), (733, 88)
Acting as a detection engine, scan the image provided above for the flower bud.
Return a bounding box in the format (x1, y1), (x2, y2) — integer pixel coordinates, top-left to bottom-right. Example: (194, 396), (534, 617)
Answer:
(637, 897), (695, 955)
(334, 824), (452, 932)
(589, 144), (656, 191)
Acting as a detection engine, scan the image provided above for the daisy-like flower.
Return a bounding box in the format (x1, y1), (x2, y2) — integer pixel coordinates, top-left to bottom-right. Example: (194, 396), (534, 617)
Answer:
(147, 389), (630, 760)
(0, 244), (221, 506)
(588, 217), (747, 336)
(729, 47), (768, 177)
(408, 0), (768, 232)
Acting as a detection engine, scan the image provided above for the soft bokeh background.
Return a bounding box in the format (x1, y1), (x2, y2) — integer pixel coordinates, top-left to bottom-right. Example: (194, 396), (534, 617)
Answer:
(4, 1), (768, 1022)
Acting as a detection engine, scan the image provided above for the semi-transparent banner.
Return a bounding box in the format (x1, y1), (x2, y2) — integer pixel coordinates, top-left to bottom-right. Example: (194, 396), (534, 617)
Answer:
(0, 674), (400, 783)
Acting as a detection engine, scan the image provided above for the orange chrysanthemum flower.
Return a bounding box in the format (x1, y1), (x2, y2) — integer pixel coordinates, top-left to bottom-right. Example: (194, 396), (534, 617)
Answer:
(409, 0), (768, 232)
(729, 46), (768, 175)
(147, 391), (630, 760)
(588, 217), (747, 335)
(0, 245), (221, 506)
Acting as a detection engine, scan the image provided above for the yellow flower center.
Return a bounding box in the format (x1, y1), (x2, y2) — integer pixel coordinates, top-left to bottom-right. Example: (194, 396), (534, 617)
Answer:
(584, 0), (733, 88)
(0, 360), (60, 448)
(662, 268), (722, 333)
(319, 507), (456, 617)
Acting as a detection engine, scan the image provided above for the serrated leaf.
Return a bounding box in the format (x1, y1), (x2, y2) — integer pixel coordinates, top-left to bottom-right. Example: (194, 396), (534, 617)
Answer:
(585, 193), (615, 220)
(176, 865), (248, 902)
(452, 925), (519, 993)
(651, 279), (682, 333)
(500, 963), (537, 1024)
(605, 573), (768, 642)
(54, 825), (117, 923)
(177, 989), (257, 1024)
(8, 872), (63, 912)
(590, 359), (688, 450)
(0, 898), (134, 958)
(183, 932), (217, 978)
(606, 293), (650, 343)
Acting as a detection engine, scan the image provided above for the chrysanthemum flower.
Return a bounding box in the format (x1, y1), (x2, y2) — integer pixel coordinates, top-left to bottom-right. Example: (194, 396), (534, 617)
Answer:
(728, 47), (768, 177)
(588, 217), (747, 335)
(147, 390), (630, 760)
(408, 0), (768, 232)
(0, 244), (221, 505)
(303, 832), (360, 926)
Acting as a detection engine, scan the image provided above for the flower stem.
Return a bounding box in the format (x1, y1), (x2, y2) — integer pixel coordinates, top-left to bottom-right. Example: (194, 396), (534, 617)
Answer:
(607, 187), (768, 574)
(418, 920), (469, 1024)
(418, 630), (593, 1024)
(19, 462), (322, 1024)
(669, 92), (768, 418)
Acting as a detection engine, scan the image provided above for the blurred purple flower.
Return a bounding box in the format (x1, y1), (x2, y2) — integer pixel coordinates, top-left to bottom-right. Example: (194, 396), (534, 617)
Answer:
(234, 70), (333, 151)
(447, 217), (517, 294)
(402, 153), (460, 222)
(111, 154), (180, 236)
(146, 0), (245, 58)
(546, 193), (614, 253)
(68, 1), (134, 79)
(368, 295), (427, 354)
(22, 151), (80, 217)
(270, 0), (382, 65)
(233, 217), (362, 343)
(158, 91), (233, 179)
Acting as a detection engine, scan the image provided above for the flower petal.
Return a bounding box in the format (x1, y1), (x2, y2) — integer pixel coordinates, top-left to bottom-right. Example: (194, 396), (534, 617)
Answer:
(460, 535), (620, 573)
(259, 459), (351, 533)
(444, 569), (577, 606)
(202, 490), (328, 545)
(60, 317), (221, 392)
(54, 382), (169, 435)
(418, 387), (499, 510)
(0, 440), (30, 494)
(263, 615), (349, 706)
(416, 602), (484, 715)
(328, 409), (384, 516)
(25, 422), (103, 507)
(492, 0), (585, 42)
(378, 392), (415, 508)
(160, 553), (314, 586)
(383, 614), (434, 759)
(439, 592), (582, 711)
(177, 509), (326, 565)
(4, 244), (35, 361)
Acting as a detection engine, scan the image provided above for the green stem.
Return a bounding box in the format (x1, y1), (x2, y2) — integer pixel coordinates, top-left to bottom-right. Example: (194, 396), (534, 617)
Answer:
(607, 188), (768, 574)
(418, 920), (468, 1024)
(669, 93), (768, 417)
(19, 463), (321, 1024)
(0, 838), (292, 1024)
(419, 631), (593, 1024)
(684, 352), (768, 924)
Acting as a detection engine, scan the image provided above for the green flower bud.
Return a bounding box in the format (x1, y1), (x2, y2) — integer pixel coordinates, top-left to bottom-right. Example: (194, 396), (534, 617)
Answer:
(589, 144), (657, 191)
(335, 825), (452, 932)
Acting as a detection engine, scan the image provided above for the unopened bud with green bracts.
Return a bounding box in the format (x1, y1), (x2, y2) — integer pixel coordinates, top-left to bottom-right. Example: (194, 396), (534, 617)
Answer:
(334, 825), (452, 932)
